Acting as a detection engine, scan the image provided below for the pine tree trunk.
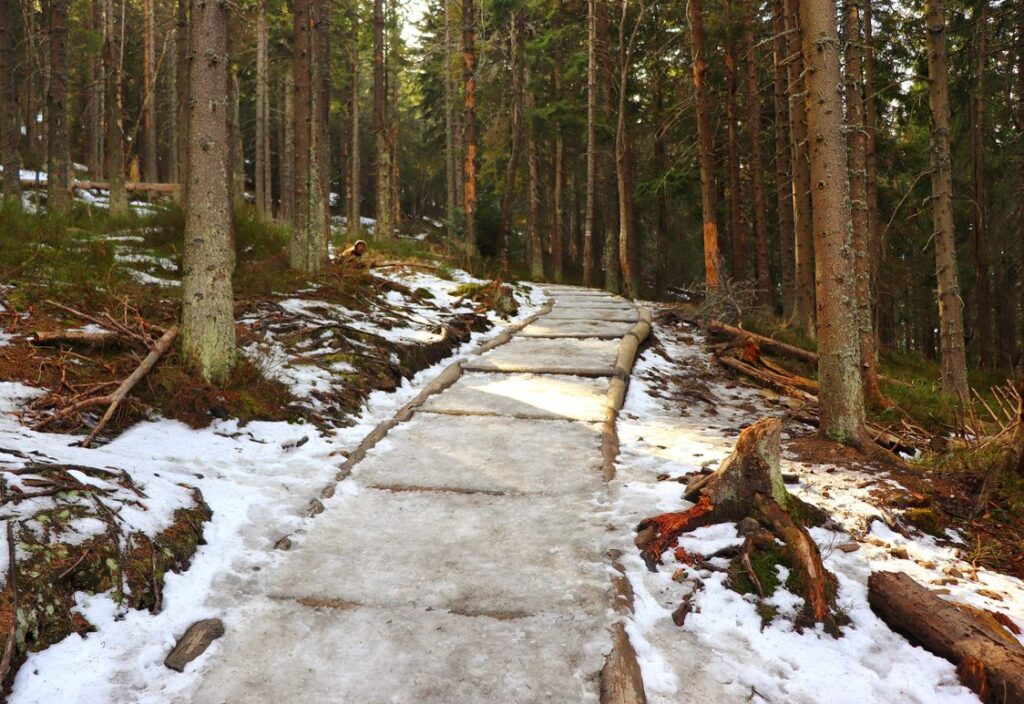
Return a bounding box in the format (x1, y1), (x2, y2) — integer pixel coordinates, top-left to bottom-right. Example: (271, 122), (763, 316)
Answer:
(388, 6), (400, 234)
(801, 0), (866, 443)
(772, 0), (794, 315)
(654, 71), (669, 297)
(182, 0), (235, 383)
(863, 0), (883, 346)
(142, 0), (157, 183)
(346, 30), (359, 237)
(45, 0), (71, 214)
(615, 0), (638, 299)
(925, 0), (969, 399)
(497, 12), (523, 275)
(550, 0), (565, 284)
(970, 4), (991, 370)
(230, 71), (244, 205)
(86, 0), (104, 178)
(844, 0), (880, 403)
(583, 0), (597, 287)
(526, 71), (543, 280)
(443, 0), (456, 239)
(724, 0), (746, 282)
(599, 0), (619, 294)
(462, 0), (478, 257)
(785, 0), (815, 340)
(175, 0), (189, 201)
(373, 0), (392, 239)
(103, 0), (126, 216)
(743, 1), (771, 307)
(0, 0), (22, 204)
(309, 0), (330, 260)
(255, 0), (271, 216)
(687, 0), (721, 290)
(280, 71), (295, 224)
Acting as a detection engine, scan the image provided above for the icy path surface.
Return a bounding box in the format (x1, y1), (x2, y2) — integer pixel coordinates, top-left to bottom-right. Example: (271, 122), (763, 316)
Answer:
(183, 286), (640, 703)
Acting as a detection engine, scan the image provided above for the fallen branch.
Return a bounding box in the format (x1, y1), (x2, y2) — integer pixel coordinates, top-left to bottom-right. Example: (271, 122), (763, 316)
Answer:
(707, 319), (817, 365)
(31, 329), (122, 347)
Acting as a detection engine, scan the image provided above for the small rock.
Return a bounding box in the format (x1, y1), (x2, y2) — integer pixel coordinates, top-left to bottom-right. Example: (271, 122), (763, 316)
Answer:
(945, 567), (964, 579)
(837, 542), (860, 553)
(889, 546), (909, 560)
(977, 589), (1004, 602)
(917, 560), (936, 570)
(306, 499), (325, 516)
(274, 536), (292, 551)
(164, 619), (225, 672)
(737, 517), (762, 536)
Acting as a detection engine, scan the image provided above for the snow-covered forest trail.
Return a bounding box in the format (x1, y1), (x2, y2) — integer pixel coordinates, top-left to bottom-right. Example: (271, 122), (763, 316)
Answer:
(184, 286), (649, 702)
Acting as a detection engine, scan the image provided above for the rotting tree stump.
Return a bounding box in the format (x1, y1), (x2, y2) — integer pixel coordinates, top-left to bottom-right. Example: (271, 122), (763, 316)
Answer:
(636, 417), (841, 635)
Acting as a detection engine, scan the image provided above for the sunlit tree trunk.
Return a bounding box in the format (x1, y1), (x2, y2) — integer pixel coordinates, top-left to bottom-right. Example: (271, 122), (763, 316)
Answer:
(142, 0), (157, 182)
(687, 0), (721, 289)
(182, 0), (235, 383)
(801, 0), (866, 443)
(925, 0), (969, 399)
(462, 0), (478, 257)
(583, 0), (597, 287)
(373, 0), (392, 239)
(0, 0), (22, 204)
(45, 0), (71, 214)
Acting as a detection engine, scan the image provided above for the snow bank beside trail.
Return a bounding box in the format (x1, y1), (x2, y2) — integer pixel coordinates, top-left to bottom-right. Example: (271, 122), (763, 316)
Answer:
(8, 273), (542, 704)
(611, 312), (1022, 704)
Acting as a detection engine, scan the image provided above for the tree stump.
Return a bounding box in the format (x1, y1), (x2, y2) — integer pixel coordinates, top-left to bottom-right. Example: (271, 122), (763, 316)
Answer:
(636, 417), (841, 634)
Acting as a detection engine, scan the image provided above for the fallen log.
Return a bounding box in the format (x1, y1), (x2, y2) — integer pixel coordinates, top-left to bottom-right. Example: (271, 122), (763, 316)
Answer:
(31, 329), (122, 347)
(868, 571), (1024, 703)
(707, 320), (817, 365)
(20, 178), (180, 194)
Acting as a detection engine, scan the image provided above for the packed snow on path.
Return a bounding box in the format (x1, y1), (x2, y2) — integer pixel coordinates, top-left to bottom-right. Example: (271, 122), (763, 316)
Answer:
(610, 311), (1024, 704)
(6, 269), (543, 704)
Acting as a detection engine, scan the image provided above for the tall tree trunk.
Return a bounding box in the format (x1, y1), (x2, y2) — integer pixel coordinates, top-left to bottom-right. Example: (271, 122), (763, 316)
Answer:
(615, 0), (639, 299)
(310, 0), (330, 259)
(599, 0), (619, 294)
(724, 0), (746, 281)
(785, 0), (815, 339)
(255, 0), (271, 215)
(687, 0), (721, 290)
(388, 5), (401, 234)
(45, 0), (70, 214)
(443, 0), (456, 239)
(373, 0), (392, 239)
(970, 3), (991, 369)
(772, 0), (794, 315)
(142, 0), (157, 183)
(550, 0), (565, 284)
(279, 71), (295, 224)
(801, 0), (866, 443)
(526, 67), (543, 280)
(583, 0), (597, 287)
(654, 70), (669, 297)
(743, 1), (771, 306)
(1018, 25), (1024, 369)
(182, 0), (234, 383)
(347, 26), (360, 237)
(925, 0), (969, 399)
(0, 0), (22, 204)
(863, 0), (883, 345)
(497, 12), (523, 275)
(86, 0), (104, 178)
(175, 0), (189, 201)
(462, 0), (478, 257)
(230, 71), (244, 205)
(103, 0), (126, 216)
(844, 0), (880, 402)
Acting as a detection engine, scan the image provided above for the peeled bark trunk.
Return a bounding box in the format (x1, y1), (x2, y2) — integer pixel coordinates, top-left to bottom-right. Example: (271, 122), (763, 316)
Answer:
(142, 0), (157, 183)
(743, 2), (771, 307)
(462, 0), (478, 257)
(373, 0), (392, 239)
(45, 0), (71, 215)
(0, 0), (22, 204)
(687, 0), (722, 290)
(724, 1), (746, 282)
(583, 0), (597, 287)
(970, 5), (991, 370)
(844, 0), (881, 404)
(772, 0), (794, 315)
(182, 0), (235, 383)
(925, 0), (969, 400)
(784, 0), (815, 340)
(801, 0), (866, 444)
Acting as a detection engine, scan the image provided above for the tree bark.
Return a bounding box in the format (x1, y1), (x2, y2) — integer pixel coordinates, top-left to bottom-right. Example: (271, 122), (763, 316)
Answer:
(687, 0), (721, 290)
(868, 571), (1024, 703)
(142, 0), (158, 183)
(970, 3), (991, 370)
(743, 1), (770, 307)
(772, 0), (794, 315)
(373, 0), (392, 239)
(347, 25), (360, 237)
(615, 0), (638, 299)
(0, 0), (22, 204)
(844, 0), (881, 403)
(785, 0), (815, 340)
(462, 0), (478, 257)
(182, 0), (235, 383)
(45, 0), (71, 215)
(551, 1), (565, 285)
(230, 71), (244, 205)
(497, 12), (523, 276)
(526, 67), (543, 281)
(443, 0), (456, 240)
(102, 0), (127, 217)
(255, 0), (271, 216)
(86, 0), (104, 179)
(175, 0), (189, 201)
(863, 0), (883, 346)
(925, 0), (969, 400)
(801, 0), (866, 443)
(724, 0), (746, 282)
(279, 71), (295, 224)
(583, 0), (597, 287)
(388, 5), (401, 234)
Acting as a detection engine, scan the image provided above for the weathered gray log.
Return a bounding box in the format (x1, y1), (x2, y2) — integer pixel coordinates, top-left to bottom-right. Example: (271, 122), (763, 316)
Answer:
(31, 330), (121, 347)
(164, 618), (225, 672)
(868, 571), (1024, 703)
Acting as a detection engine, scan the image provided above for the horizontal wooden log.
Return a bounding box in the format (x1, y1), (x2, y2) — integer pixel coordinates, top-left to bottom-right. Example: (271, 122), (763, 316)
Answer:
(868, 571), (1024, 703)
(31, 330), (121, 346)
(19, 178), (180, 194)
(707, 320), (817, 365)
